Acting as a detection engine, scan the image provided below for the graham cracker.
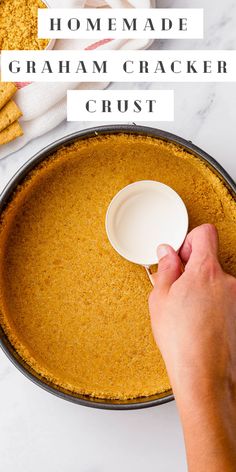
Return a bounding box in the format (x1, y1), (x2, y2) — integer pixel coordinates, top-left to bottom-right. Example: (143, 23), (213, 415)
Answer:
(0, 82), (17, 110)
(0, 121), (23, 146)
(0, 100), (22, 132)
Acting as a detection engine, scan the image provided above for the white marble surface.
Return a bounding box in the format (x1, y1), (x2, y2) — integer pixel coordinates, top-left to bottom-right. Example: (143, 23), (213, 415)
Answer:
(0, 1), (235, 471)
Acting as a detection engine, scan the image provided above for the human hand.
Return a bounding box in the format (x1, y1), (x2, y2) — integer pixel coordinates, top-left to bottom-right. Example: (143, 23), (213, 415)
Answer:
(149, 224), (236, 471)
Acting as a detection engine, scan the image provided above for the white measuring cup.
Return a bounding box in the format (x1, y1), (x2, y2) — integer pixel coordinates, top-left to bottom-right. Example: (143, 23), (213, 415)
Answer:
(105, 180), (189, 285)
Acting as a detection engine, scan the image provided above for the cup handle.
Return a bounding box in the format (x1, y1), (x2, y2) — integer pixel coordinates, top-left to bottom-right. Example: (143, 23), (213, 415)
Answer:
(144, 266), (155, 286)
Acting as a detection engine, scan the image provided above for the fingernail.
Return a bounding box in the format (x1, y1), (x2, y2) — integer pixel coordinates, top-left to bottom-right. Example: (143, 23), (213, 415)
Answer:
(157, 244), (170, 261)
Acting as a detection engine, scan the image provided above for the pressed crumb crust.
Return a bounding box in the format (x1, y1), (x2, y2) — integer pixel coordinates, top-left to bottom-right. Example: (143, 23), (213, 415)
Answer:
(0, 134), (235, 400)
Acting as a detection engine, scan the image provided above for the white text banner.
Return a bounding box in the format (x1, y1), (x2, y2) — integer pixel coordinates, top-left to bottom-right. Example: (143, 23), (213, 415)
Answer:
(38, 8), (204, 40)
(1, 50), (236, 83)
(67, 90), (174, 122)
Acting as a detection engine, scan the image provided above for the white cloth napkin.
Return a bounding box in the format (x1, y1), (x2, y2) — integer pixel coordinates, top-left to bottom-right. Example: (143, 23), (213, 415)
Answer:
(0, 0), (154, 159)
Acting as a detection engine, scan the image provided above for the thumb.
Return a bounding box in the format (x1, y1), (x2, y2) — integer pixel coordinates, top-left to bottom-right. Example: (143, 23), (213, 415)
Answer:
(152, 245), (183, 293)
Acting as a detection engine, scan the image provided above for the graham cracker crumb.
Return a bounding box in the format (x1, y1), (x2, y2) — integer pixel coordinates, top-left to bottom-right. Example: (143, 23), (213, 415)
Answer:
(0, 0), (49, 50)
(0, 134), (235, 400)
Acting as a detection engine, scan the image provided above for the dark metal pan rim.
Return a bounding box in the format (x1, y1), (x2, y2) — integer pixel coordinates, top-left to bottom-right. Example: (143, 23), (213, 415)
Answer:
(0, 124), (235, 410)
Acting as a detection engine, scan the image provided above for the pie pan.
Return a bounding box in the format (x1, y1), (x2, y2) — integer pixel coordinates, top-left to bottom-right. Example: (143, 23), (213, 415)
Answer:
(0, 124), (235, 410)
